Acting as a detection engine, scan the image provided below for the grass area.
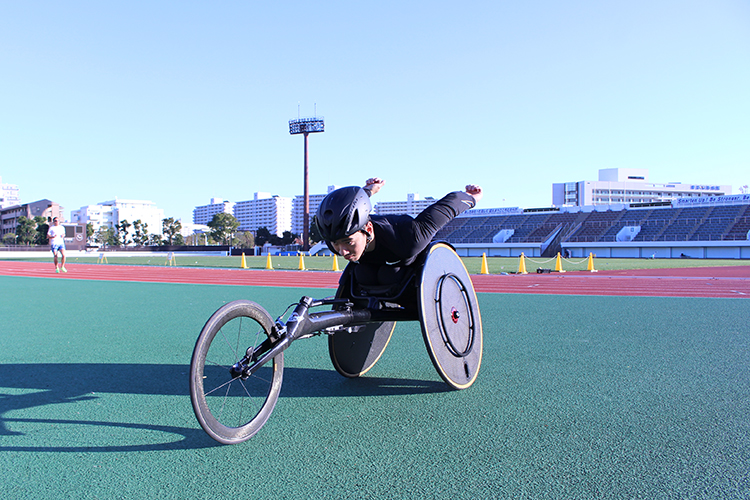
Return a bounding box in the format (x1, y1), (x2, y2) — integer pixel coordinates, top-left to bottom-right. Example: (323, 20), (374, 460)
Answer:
(4, 252), (748, 274)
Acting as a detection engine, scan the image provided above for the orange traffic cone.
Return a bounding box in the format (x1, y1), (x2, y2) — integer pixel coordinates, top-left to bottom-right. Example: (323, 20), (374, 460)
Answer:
(480, 253), (489, 274)
(518, 253), (528, 274)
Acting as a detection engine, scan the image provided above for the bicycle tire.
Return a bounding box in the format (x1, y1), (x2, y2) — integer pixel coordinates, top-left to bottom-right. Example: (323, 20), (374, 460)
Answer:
(190, 300), (283, 444)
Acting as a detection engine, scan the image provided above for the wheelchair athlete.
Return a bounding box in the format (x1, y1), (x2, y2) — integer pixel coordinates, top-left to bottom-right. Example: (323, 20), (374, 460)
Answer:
(315, 178), (483, 298)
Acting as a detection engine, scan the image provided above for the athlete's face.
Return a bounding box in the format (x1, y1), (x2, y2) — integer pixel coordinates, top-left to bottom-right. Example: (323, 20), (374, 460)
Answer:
(331, 222), (372, 262)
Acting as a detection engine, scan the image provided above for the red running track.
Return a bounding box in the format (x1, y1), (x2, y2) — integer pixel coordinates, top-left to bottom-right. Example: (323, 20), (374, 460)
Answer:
(1, 260), (749, 299)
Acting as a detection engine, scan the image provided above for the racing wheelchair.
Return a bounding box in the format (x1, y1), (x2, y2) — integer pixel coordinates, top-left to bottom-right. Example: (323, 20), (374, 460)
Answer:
(189, 242), (483, 444)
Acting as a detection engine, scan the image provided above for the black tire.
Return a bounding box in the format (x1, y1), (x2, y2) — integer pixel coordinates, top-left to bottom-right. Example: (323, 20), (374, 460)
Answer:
(328, 264), (396, 378)
(189, 300), (283, 444)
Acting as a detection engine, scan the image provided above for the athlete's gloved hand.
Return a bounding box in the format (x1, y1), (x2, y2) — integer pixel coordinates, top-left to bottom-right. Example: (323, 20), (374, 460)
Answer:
(465, 184), (483, 204)
(364, 178), (386, 196)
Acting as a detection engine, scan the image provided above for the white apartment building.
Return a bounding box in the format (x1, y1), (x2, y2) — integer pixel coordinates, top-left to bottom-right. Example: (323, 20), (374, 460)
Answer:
(234, 192), (292, 236)
(193, 198), (235, 225)
(71, 198), (165, 237)
(0, 176), (21, 209)
(291, 187), (433, 234)
(292, 186), (339, 236)
(552, 168), (731, 207)
(71, 204), (115, 231)
(373, 193), (437, 216)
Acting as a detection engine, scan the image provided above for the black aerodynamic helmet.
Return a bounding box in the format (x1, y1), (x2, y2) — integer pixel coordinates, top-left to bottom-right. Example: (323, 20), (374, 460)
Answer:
(315, 186), (372, 242)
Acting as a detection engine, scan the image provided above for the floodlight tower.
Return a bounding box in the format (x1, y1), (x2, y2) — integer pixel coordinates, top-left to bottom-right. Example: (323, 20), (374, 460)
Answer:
(289, 116), (324, 250)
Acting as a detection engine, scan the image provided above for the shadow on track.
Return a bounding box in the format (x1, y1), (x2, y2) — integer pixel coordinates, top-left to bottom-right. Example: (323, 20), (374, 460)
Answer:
(0, 363), (448, 451)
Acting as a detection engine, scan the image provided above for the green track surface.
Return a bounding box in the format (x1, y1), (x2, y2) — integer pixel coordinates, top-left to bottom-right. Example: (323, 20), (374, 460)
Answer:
(1, 275), (749, 499)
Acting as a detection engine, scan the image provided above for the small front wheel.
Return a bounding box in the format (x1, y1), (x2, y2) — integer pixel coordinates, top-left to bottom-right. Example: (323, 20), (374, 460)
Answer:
(190, 300), (283, 444)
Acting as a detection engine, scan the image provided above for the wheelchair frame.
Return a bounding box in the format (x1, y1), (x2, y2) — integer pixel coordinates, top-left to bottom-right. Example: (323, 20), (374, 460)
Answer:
(189, 242), (482, 444)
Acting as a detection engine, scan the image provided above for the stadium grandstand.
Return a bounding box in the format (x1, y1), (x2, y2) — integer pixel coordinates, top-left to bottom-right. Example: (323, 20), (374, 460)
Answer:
(435, 194), (750, 260)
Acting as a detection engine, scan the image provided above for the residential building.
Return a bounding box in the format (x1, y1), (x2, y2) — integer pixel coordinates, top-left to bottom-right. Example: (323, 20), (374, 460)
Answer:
(292, 188), (437, 233)
(71, 204), (116, 232)
(234, 193), (292, 236)
(70, 198), (164, 237)
(193, 198), (235, 225)
(292, 186), (339, 236)
(374, 193), (437, 216)
(0, 176), (21, 209)
(1, 199), (64, 238)
(552, 168), (731, 207)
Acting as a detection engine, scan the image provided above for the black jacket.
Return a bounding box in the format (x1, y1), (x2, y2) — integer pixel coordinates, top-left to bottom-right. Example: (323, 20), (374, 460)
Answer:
(352, 191), (475, 286)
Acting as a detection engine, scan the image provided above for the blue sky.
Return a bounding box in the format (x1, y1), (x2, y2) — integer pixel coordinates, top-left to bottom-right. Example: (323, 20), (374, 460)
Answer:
(2, 1), (748, 223)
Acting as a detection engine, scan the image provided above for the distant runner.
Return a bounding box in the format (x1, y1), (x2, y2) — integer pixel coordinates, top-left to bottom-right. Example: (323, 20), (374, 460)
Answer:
(48, 217), (67, 273)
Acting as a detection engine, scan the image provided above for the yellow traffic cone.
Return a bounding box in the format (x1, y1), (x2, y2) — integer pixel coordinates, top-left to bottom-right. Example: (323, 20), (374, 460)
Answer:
(518, 253), (528, 274)
(265, 253), (274, 270)
(480, 253), (489, 274)
(587, 253), (598, 272)
(332, 254), (340, 271)
(555, 252), (565, 273)
(240, 252), (247, 269)
(298, 253), (306, 271)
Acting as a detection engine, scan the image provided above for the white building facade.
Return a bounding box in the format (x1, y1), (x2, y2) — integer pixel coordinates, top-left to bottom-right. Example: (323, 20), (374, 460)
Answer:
(234, 193), (292, 236)
(292, 186), (339, 236)
(71, 199), (165, 237)
(552, 168), (731, 207)
(0, 176), (21, 209)
(193, 198), (235, 225)
(374, 193), (436, 216)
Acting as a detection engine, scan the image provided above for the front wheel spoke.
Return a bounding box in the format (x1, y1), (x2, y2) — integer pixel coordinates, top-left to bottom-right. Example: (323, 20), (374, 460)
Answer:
(204, 357), (229, 369)
(218, 327), (240, 362)
(204, 375), (240, 397)
(218, 380), (232, 422)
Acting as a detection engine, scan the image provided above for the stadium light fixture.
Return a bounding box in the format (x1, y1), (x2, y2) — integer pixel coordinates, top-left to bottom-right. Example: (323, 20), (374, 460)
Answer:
(289, 115), (325, 251)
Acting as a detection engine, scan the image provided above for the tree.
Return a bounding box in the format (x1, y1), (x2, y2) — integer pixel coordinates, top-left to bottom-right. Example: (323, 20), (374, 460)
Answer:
(162, 217), (182, 245)
(95, 228), (109, 247)
(207, 213), (239, 245)
(148, 234), (164, 246)
(255, 227), (270, 247)
(14, 216), (37, 245)
(97, 226), (120, 247)
(117, 220), (132, 246)
(2, 233), (16, 246)
(309, 216), (322, 244)
(254, 228), (296, 247)
(86, 223), (94, 244)
(232, 231), (255, 249)
(281, 231), (299, 246)
(95, 226), (121, 248)
(132, 219), (149, 246)
(107, 228), (121, 246)
(33, 216), (49, 246)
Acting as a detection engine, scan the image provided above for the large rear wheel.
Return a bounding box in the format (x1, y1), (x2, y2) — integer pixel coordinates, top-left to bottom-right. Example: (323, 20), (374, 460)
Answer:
(419, 243), (483, 390)
(190, 300), (283, 444)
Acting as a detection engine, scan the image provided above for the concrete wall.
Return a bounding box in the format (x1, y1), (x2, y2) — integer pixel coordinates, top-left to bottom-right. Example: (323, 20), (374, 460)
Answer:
(558, 241), (750, 259)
